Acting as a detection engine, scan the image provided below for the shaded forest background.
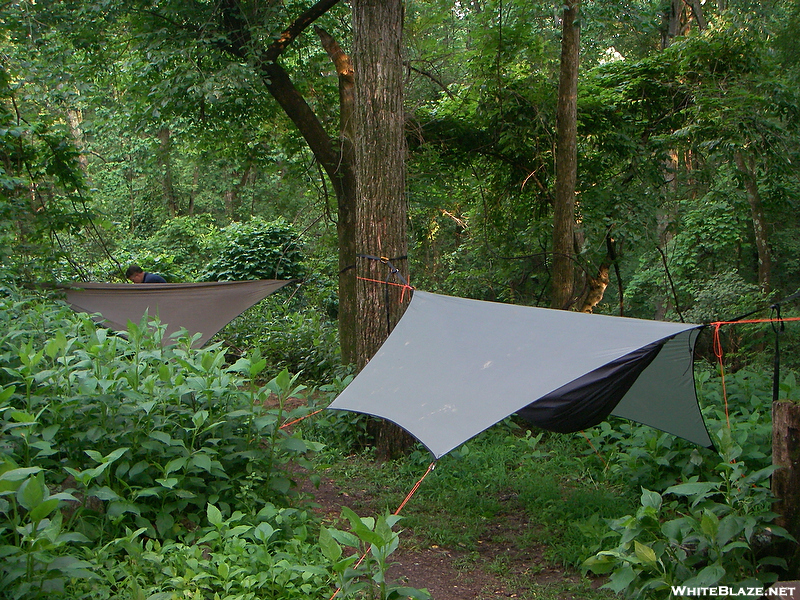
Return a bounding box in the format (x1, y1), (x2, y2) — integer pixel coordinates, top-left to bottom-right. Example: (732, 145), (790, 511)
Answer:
(3, 0), (799, 337)
(3, 1), (800, 598)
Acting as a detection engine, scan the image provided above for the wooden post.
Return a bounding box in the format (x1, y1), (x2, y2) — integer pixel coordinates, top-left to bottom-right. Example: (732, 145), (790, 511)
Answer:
(772, 400), (800, 574)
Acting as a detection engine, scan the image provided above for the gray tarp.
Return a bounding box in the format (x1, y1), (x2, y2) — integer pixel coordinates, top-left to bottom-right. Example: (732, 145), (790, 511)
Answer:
(62, 280), (289, 347)
(329, 291), (710, 459)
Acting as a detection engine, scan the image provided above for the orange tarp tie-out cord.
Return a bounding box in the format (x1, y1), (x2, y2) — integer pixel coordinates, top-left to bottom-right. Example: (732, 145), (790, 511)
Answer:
(709, 316), (800, 431)
(712, 322), (732, 430)
(280, 408), (324, 430)
(580, 431), (609, 470)
(355, 276), (415, 303)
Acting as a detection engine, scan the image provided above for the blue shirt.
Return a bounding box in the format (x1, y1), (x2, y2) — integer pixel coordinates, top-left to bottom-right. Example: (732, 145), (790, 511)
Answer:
(142, 273), (167, 283)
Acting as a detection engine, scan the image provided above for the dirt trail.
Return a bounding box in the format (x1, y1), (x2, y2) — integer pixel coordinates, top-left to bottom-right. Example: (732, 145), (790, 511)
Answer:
(294, 466), (601, 600)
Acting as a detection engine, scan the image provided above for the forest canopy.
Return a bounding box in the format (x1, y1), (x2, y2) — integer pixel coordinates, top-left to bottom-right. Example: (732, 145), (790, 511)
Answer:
(0, 0), (796, 316)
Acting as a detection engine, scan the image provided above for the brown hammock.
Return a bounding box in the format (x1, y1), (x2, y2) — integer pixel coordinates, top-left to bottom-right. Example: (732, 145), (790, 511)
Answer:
(61, 280), (289, 347)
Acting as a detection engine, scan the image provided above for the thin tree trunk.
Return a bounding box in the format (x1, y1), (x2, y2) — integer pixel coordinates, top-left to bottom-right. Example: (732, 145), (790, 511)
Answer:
(656, 0), (705, 317)
(157, 127), (177, 218)
(352, 0), (413, 459)
(735, 151), (772, 294)
(551, 0), (580, 310)
(224, 165), (254, 221)
(317, 26), (358, 365)
(189, 164), (199, 216)
(216, 0), (359, 364)
(654, 150), (679, 320)
(66, 108), (89, 172)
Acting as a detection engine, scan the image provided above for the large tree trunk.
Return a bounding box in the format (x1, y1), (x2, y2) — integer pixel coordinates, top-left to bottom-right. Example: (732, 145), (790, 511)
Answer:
(352, 0), (413, 459)
(551, 0), (580, 310)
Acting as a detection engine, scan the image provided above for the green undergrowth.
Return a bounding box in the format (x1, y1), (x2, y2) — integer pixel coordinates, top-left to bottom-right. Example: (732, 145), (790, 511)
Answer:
(310, 366), (799, 599)
(0, 288), (430, 600)
(2, 284), (796, 600)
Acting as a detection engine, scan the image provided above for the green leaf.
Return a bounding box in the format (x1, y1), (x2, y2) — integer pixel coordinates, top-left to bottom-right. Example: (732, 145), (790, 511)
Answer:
(207, 503), (223, 527)
(700, 510), (719, 539)
(319, 527), (343, 562)
(602, 565), (637, 593)
(681, 563), (725, 588)
(29, 497), (60, 522)
(149, 431), (172, 445)
(254, 522), (275, 544)
(18, 473), (46, 511)
(164, 457), (187, 475)
(665, 481), (719, 507)
(107, 501), (141, 519)
(387, 586), (432, 600)
(138, 400), (157, 414)
(640, 488), (662, 511)
(0, 385), (15, 402)
(192, 410), (209, 429)
(340, 507), (383, 547)
(134, 487), (164, 499)
(633, 541), (658, 568)
(217, 561), (229, 579)
(280, 437), (309, 453)
(10, 410), (35, 423)
(190, 453), (213, 472)
(92, 486), (121, 501)
(327, 528), (361, 549)
(155, 477), (179, 489)
(0, 467), (42, 482)
(582, 552), (619, 575)
(156, 513), (175, 537)
(103, 447), (129, 464)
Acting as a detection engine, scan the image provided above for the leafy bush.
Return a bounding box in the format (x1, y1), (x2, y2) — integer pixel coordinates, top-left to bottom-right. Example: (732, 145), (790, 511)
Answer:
(321, 507), (431, 600)
(0, 288), (336, 599)
(220, 297), (344, 385)
(75, 503), (332, 599)
(579, 365), (799, 597)
(582, 433), (792, 597)
(202, 217), (306, 282)
(301, 374), (373, 456)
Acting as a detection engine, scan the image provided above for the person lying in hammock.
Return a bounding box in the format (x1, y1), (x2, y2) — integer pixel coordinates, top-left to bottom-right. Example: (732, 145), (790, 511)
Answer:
(125, 264), (166, 284)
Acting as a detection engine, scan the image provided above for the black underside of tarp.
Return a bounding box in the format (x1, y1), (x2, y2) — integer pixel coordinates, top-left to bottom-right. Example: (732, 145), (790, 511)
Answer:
(516, 339), (664, 433)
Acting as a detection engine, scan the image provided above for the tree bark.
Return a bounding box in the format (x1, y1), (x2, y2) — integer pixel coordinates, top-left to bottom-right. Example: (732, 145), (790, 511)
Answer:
(316, 26), (358, 365)
(157, 127), (178, 218)
(223, 164), (254, 221)
(66, 108), (89, 171)
(772, 400), (800, 573)
(551, 0), (580, 310)
(662, 0), (706, 49)
(352, 0), (413, 459)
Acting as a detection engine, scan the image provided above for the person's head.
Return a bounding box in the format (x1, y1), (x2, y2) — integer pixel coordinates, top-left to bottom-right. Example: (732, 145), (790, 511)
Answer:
(126, 264), (145, 283)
